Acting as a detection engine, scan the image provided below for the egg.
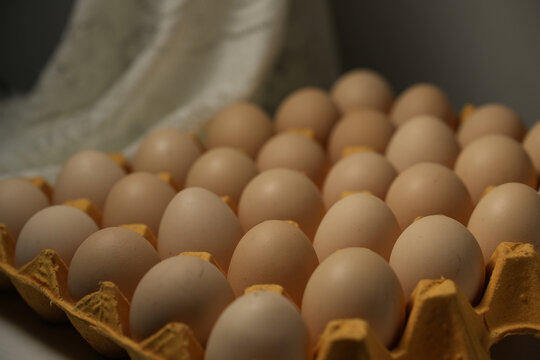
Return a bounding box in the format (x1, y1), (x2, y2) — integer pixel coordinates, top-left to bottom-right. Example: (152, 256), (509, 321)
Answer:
(102, 172), (176, 235)
(454, 135), (537, 204)
(237, 168), (325, 240)
(390, 215), (485, 303)
(322, 151), (397, 209)
(256, 132), (327, 186)
(274, 87), (340, 144)
(133, 127), (202, 187)
(330, 68), (394, 113)
(301, 247), (405, 347)
(327, 109), (395, 163)
(53, 150), (126, 210)
(390, 83), (456, 129)
(314, 193), (400, 262)
(457, 103), (525, 147)
(523, 121), (540, 179)
(227, 220), (318, 306)
(185, 147), (258, 205)
(129, 255), (235, 345)
(15, 205), (98, 267)
(385, 115), (460, 172)
(205, 290), (312, 360)
(385, 162), (473, 230)
(205, 101), (274, 158)
(0, 178), (49, 239)
(467, 182), (540, 263)
(157, 187), (243, 272)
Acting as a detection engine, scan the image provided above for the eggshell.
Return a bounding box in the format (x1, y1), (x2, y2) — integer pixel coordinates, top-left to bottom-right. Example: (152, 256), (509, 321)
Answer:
(523, 121), (540, 179)
(237, 168), (325, 240)
(0, 178), (49, 239)
(133, 128), (202, 187)
(274, 87), (339, 144)
(390, 215), (485, 303)
(205, 101), (274, 158)
(205, 290), (312, 360)
(327, 109), (395, 163)
(102, 172), (175, 235)
(385, 162), (473, 230)
(314, 193), (400, 262)
(68, 227), (160, 301)
(301, 247), (405, 347)
(15, 205), (98, 267)
(227, 220), (318, 306)
(185, 147), (258, 204)
(386, 115), (460, 172)
(158, 187), (243, 272)
(467, 182), (540, 263)
(129, 255), (235, 345)
(330, 69), (394, 113)
(53, 150), (126, 210)
(454, 135), (537, 204)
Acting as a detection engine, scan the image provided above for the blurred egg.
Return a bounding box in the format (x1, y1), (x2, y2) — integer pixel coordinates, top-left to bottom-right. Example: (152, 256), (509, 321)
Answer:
(322, 151), (397, 209)
(227, 220), (318, 306)
(185, 147), (258, 205)
(256, 132), (327, 186)
(330, 68), (394, 113)
(274, 87), (339, 144)
(385, 162), (473, 230)
(523, 121), (540, 179)
(327, 109), (395, 163)
(205, 101), (274, 158)
(238, 169), (325, 240)
(454, 135), (537, 204)
(158, 187), (243, 272)
(133, 128), (202, 187)
(102, 172), (176, 235)
(68, 227), (159, 301)
(301, 247), (405, 346)
(15, 205), (98, 267)
(0, 178), (49, 239)
(467, 182), (540, 263)
(129, 255), (235, 345)
(386, 115), (460, 172)
(390, 215), (485, 303)
(205, 290), (312, 360)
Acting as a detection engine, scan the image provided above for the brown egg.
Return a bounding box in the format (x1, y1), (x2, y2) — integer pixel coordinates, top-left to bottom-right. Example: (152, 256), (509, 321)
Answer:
(205, 101), (274, 158)
(68, 227), (160, 301)
(523, 121), (540, 179)
(0, 178), (49, 239)
(385, 162), (473, 230)
(133, 128), (202, 187)
(390, 215), (485, 303)
(205, 290), (312, 360)
(390, 83), (456, 129)
(129, 255), (235, 345)
(274, 87), (340, 144)
(322, 151), (397, 209)
(157, 187), (243, 272)
(327, 109), (395, 163)
(53, 151), (126, 210)
(256, 132), (327, 186)
(15, 205), (98, 267)
(314, 193), (400, 262)
(102, 172), (176, 235)
(301, 247), (405, 347)
(227, 220), (319, 306)
(185, 147), (258, 204)
(330, 68), (394, 113)
(237, 169), (325, 240)
(467, 182), (540, 263)
(386, 115), (460, 172)
(454, 135), (537, 204)
(457, 103), (525, 147)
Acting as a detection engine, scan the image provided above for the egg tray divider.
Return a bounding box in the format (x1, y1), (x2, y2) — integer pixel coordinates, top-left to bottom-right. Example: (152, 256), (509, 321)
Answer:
(1, 218), (539, 360)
